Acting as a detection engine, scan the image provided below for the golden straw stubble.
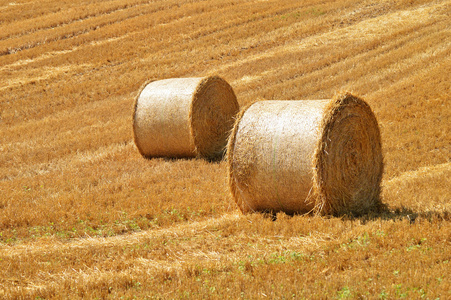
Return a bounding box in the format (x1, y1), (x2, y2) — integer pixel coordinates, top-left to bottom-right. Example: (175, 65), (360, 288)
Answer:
(133, 76), (239, 160)
(227, 93), (384, 216)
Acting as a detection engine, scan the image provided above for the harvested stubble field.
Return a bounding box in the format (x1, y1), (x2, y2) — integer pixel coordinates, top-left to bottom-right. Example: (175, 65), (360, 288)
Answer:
(0, 0), (450, 298)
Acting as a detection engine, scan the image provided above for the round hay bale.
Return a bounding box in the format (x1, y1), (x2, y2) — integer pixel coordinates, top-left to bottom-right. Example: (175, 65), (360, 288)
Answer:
(227, 92), (383, 216)
(133, 76), (239, 159)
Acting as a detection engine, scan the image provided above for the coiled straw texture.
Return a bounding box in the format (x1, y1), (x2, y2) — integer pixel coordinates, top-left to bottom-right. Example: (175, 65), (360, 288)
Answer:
(227, 93), (383, 216)
(133, 76), (239, 160)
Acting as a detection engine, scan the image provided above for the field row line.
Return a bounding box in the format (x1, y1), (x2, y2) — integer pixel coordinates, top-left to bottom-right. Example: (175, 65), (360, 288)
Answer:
(383, 162), (451, 187)
(0, 222), (330, 298)
(0, 213), (241, 256)
(232, 4), (448, 104)
(0, 0), (213, 57)
(0, 0), (271, 58)
(0, 7), (149, 57)
(0, 210), (336, 297)
(323, 24), (450, 97)
(221, 1), (446, 78)
(0, 0), (169, 41)
(232, 20), (443, 89)
(0, 0), (306, 67)
(0, 139), (132, 181)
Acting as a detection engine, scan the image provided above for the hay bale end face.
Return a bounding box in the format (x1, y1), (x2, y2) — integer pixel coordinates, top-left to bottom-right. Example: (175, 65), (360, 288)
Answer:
(133, 76), (239, 160)
(227, 93), (384, 216)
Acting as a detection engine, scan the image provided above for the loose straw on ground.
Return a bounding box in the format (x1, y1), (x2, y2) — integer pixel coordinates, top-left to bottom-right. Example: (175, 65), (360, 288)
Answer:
(227, 92), (384, 216)
(133, 76), (239, 160)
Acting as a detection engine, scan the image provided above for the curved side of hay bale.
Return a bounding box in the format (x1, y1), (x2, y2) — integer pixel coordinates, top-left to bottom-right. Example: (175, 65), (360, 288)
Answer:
(227, 93), (383, 216)
(133, 78), (200, 158)
(133, 76), (239, 159)
(227, 100), (328, 214)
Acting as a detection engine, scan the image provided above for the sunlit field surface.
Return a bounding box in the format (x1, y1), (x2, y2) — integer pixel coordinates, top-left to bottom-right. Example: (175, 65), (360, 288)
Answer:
(0, 0), (450, 298)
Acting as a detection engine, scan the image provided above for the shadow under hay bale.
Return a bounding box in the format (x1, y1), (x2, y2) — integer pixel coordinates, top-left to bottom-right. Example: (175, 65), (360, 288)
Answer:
(227, 92), (384, 216)
(133, 76), (239, 160)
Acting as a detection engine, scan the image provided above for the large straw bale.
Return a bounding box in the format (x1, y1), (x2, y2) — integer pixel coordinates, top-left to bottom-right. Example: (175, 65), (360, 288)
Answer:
(133, 76), (239, 159)
(227, 93), (383, 216)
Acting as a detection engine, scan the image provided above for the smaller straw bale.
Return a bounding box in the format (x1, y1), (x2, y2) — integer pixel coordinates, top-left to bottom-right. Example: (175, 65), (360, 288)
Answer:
(133, 76), (239, 159)
(227, 93), (383, 216)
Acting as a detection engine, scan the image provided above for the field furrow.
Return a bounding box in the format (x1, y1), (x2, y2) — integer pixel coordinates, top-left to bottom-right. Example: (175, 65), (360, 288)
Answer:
(0, 0), (167, 40)
(1, 212), (449, 298)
